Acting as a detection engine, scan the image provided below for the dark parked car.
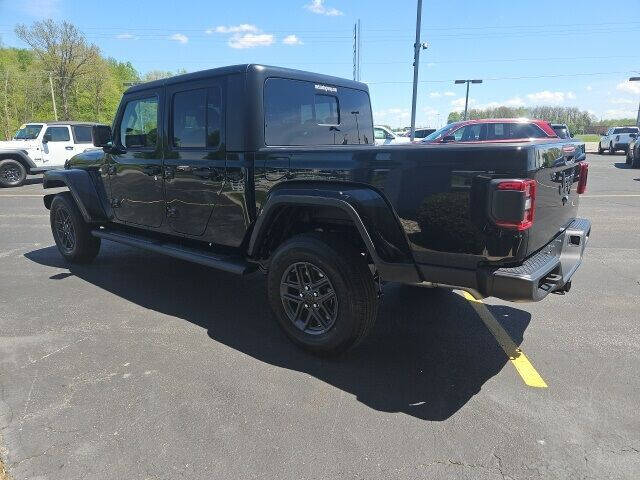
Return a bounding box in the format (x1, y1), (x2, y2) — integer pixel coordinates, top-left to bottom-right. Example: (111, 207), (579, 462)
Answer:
(626, 132), (640, 167)
(42, 65), (590, 355)
(551, 123), (572, 139)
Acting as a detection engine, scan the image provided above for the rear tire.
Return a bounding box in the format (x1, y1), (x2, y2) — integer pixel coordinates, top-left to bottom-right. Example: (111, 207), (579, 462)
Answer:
(609, 142), (616, 155)
(50, 192), (101, 264)
(267, 233), (378, 356)
(0, 159), (27, 188)
(632, 152), (640, 168)
(626, 148), (632, 164)
(598, 143), (604, 154)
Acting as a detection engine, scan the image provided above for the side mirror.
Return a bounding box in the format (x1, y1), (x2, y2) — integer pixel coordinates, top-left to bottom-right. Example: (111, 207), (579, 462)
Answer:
(92, 125), (112, 148)
(441, 135), (456, 143)
(42, 133), (51, 143)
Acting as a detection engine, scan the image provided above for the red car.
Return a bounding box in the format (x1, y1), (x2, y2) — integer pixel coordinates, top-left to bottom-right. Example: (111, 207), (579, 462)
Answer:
(419, 118), (558, 144)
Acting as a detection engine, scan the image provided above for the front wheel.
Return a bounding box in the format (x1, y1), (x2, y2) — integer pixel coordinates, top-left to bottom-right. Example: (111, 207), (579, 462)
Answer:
(609, 143), (616, 155)
(50, 192), (101, 264)
(598, 143), (604, 154)
(267, 233), (378, 355)
(0, 159), (27, 187)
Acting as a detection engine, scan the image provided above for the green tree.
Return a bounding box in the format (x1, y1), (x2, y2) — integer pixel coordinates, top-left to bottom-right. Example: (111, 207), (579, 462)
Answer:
(15, 19), (99, 120)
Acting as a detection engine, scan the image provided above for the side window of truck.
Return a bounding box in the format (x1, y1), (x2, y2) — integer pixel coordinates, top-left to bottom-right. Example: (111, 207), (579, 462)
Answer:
(171, 87), (222, 149)
(264, 78), (372, 146)
(45, 126), (70, 142)
(72, 126), (92, 143)
(119, 96), (158, 149)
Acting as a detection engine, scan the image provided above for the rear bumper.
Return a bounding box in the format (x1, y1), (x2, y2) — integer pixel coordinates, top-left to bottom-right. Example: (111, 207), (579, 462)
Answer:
(478, 218), (591, 301)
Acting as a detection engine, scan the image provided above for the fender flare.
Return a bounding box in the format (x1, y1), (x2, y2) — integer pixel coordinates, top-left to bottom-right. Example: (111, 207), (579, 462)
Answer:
(43, 169), (108, 223)
(0, 149), (37, 173)
(248, 184), (420, 283)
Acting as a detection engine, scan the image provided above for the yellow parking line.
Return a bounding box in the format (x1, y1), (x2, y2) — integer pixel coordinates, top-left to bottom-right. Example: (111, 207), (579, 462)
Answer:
(461, 291), (548, 388)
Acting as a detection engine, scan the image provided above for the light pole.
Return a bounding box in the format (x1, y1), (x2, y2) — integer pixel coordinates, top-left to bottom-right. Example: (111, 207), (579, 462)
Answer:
(409, 0), (428, 141)
(454, 79), (482, 120)
(630, 76), (640, 127)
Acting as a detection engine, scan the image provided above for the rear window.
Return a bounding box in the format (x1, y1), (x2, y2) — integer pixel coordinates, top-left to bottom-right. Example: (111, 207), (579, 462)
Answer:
(613, 127), (639, 134)
(264, 78), (373, 146)
(72, 125), (93, 143)
(451, 122), (548, 141)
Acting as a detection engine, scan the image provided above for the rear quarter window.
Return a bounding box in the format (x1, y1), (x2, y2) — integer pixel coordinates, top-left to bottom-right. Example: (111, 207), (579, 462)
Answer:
(72, 126), (93, 143)
(264, 78), (373, 146)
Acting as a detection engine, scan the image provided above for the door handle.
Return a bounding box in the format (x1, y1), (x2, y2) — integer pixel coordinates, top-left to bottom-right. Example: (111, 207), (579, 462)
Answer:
(65, 146), (74, 150)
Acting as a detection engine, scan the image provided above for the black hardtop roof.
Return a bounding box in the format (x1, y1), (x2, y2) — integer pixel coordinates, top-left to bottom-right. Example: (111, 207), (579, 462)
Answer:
(29, 121), (108, 126)
(125, 64), (369, 94)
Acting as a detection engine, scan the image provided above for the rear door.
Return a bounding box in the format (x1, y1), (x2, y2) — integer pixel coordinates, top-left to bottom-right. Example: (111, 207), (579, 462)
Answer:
(163, 80), (225, 236)
(70, 125), (95, 156)
(42, 125), (74, 166)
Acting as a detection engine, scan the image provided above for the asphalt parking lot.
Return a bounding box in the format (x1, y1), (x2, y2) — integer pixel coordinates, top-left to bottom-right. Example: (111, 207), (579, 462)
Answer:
(0, 154), (638, 480)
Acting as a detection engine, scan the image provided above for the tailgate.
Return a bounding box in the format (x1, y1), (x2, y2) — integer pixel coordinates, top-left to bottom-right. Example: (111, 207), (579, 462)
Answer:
(526, 142), (584, 256)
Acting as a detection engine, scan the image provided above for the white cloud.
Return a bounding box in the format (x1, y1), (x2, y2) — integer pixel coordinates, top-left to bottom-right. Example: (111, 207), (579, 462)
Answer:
(616, 80), (640, 95)
(228, 33), (274, 49)
(526, 91), (573, 105)
(116, 33), (137, 40)
(305, 0), (343, 16)
(602, 108), (636, 119)
(611, 98), (635, 105)
(426, 62), (436, 68)
(20, 0), (61, 17)
(429, 92), (441, 98)
(586, 85), (593, 91)
(209, 24), (259, 34)
(443, 91), (455, 97)
(374, 108), (410, 126)
(283, 34), (303, 45)
(211, 24), (276, 49)
(169, 33), (188, 44)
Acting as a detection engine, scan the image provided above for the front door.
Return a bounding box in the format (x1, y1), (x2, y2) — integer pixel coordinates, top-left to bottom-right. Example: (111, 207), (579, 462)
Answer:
(108, 90), (165, 227)
(42, 125), (74, 166)
(163, 81), (225, 236)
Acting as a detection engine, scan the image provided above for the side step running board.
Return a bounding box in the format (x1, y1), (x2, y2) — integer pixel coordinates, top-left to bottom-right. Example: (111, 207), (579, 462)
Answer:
(92, 229), (254, 275)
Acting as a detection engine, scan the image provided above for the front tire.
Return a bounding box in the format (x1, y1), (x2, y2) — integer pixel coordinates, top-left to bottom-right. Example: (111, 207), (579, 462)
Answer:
(267, 233), (378, 355)
(50, 192), (101, 264)
(598, 143), (604, 154)
(609, 142), (616, 155)
(0, 159), (27, 187)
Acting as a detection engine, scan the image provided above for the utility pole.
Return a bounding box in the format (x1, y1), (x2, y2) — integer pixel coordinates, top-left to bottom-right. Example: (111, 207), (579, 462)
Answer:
(353, 20), (361, 81)
(630, 76), (640, 127)
(357, 19), (361, 81)
(410, 0), (427, 141)
(48, 72), (58, 121)
(454, 79), (483, 120)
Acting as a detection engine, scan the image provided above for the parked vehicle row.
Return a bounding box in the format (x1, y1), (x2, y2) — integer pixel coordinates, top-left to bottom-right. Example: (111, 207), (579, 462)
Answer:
(0, 122), (107, 187)
(42, 64), (590, 355)
(418, 118), (559, 144)
(598, 126), (639, 155)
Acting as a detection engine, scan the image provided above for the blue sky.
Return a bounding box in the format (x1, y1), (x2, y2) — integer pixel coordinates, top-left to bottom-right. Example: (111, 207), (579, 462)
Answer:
(1, 0), (639, 128)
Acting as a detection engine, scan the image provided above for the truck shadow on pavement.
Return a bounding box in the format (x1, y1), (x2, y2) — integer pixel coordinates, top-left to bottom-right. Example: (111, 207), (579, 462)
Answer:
(26, 243), (532, 422)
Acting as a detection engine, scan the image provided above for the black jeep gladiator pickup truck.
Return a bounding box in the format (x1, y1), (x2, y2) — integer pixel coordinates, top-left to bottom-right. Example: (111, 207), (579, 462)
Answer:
(43, 64), (590, 355)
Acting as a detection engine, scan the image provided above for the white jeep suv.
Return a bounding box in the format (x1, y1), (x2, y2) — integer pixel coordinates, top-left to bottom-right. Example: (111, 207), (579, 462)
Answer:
(0, 122), (105, 187)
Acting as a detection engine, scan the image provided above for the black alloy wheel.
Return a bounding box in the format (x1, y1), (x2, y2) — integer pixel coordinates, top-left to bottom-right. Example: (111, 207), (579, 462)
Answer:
(53, 206), (76, 254)
(280, 261), (338, 335)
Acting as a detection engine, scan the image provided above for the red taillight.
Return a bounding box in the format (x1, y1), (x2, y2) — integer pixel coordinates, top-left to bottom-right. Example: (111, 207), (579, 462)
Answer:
(495, 179), (537, 231)
(577, 162), (589, 194)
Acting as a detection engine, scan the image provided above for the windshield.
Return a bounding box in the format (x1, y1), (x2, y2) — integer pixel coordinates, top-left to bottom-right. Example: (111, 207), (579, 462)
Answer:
(422, 124), (456, 142)
(552, 126), (570, 139)
(613, 127), (639, 134)
(14, 124), (43, 140)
